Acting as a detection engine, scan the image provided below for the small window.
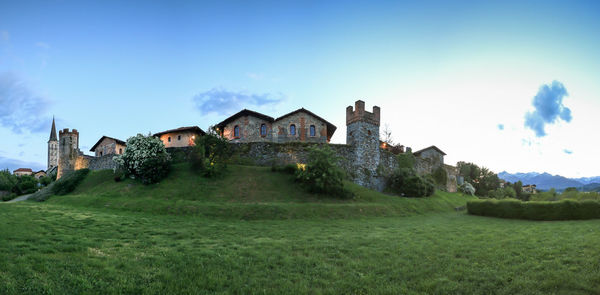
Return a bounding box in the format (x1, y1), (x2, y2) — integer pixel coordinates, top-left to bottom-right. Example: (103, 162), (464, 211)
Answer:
(119, 148), (122, 154)
(100, 151), (103, 156)
(178, 135), (181, 141)
(234, 125), (240, 138)
(168, 137), (171, 142)
(260, 124), (267, 137)
(290, 124), (296, 136)
(310, 125), (316, 137)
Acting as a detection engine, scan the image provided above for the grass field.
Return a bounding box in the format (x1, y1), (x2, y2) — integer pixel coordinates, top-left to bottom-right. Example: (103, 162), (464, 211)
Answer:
(1, 164), (599, 294)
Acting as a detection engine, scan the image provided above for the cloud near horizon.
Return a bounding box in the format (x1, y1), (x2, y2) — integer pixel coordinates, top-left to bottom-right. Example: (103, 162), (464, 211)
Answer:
(0, 72), (51, 133)
(192, 88), (285, 116)
(524, 81), (571, 137)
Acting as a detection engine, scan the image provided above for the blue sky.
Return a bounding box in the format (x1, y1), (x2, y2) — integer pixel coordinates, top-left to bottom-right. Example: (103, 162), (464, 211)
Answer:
(1, 0), (600, 177)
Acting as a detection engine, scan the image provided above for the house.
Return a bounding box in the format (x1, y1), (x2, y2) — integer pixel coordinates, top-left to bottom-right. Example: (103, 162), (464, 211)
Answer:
(13, 168), (33, 176)
(90, 136), (127, 157)
(214, 108), (336, 143)
(523, 184), (537, 194)
(413, 145), (446, 168)
(153, 126), (206, 148)
(34, 170), (47, 179)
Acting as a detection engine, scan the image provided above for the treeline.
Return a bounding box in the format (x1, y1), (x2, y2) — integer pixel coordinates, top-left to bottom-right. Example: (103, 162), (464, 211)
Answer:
(0, 169), (54, 201)
(457, 162), (530, 200)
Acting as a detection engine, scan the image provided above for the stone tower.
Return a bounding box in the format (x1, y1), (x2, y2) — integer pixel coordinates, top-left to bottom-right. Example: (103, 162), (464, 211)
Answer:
(57, 128), (79, 179)
(47, 117), (59, 170)
(346, 100), (381, 187)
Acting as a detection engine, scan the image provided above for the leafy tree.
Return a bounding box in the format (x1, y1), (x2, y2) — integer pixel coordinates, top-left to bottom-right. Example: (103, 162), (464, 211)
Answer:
(460, 182), (476, 196)
(431, 167), (448, 189)
(457, 162), (500, 197)
(295, 145), (349, 198)
(396, 151), (416, 169)
(191, 129), (231, 177)
(513, 181), (523, 198)
(12, 175), (38, 195)
(388, 168), (435, 198)
(0, 169), (17, 191)
(113, 134), (172, 184)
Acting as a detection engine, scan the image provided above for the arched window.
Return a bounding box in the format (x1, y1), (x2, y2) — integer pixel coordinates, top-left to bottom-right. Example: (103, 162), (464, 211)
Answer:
(177, 135), (181, 141)
(168, 136), (171, 142)
(234, 125), (240, 138)
(310, 125), (316, 137)
(290, 124), (296, 136)
(260, 124), (267, 137)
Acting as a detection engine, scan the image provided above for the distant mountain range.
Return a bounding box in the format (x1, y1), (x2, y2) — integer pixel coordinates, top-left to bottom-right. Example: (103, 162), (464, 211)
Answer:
(498, 171), (600, 191)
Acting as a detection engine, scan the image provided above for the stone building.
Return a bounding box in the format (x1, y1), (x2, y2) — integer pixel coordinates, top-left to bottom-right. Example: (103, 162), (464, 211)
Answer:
(13, 168), (33, 176)
(90, 136), (126, 157)
(153, 126), (206, 148)
(47, 117), (59, 170)
(413, 145), (446, 174)
(34, 170), (47, 179)
(215, 108), (336, 143)
(57, 128), (81, 179)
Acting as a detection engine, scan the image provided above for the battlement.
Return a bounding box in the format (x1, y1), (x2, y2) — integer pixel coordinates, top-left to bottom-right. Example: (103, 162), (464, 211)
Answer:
(346, 100), (380, 126)
(59, 128), (79, 135)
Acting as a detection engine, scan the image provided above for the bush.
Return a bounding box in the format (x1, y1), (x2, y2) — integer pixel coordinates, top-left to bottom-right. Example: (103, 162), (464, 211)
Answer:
(467, 199), (600, 220)
(29, 169), (90, 202)
(460, 182), (476, 196)
(488, 186), (516, 199)
(387, 168), (435, 198)
(12, 175), (39, 195)
(396, 152), (416, 169)
(294, 145), (350, 198)
(190, 131), (231, 177)
(114, 134), (171, 184)
(431, 167), (448, 189)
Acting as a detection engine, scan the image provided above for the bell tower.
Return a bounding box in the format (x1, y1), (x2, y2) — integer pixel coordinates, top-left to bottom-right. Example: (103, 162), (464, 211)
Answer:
(47, 117), (59, 170)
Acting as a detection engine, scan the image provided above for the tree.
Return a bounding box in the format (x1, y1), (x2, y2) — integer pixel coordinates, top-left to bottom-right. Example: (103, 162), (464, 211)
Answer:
(381, 124), (394, 146)
(191, 129), (231, 177)
(113, 134), (172, 184)
(388, 168), (435, 198)
(295, 145), (348, 198)
(457, 162), (500, 197)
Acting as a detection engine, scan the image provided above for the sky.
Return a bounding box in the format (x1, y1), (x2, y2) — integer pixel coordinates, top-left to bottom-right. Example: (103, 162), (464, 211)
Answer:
(1, 0), (599, 178)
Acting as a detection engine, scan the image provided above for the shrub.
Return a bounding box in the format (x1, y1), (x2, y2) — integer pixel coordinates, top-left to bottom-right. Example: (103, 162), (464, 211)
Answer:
(295, 145), (350, 198)
(460, 182), (476, 196)
(114, 134), (171, 184)
(488, 186), (517, 199)
(190, 131), (231, 177)
(467, 199), (600, 220)
(271, 164), (298, 175)
(431, 167), (448, 189)
(12, 175), (39, 195)
(396, 152), (416, 169)
(29, 169), (90, 202)
(387, 168), (435, 198)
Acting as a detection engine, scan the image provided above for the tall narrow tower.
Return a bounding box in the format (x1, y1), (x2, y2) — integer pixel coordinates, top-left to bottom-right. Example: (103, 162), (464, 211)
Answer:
(47, 117), (59, 170)
(57, 128), (79, 179)
(346, 100), (381, 187)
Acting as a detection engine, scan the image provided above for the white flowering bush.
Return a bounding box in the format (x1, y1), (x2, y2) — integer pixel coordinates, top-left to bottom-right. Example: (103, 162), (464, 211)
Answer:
(113, 134), (171, 184)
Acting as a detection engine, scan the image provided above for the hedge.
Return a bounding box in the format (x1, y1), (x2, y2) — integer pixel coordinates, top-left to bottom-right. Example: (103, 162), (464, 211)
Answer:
(467, 198), (600, 221)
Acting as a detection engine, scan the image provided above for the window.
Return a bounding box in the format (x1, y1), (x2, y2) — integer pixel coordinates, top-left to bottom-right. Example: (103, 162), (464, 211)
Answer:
(168, 137), (171, 142)
(260, 124), (267, 137)
(310, 125), (316, 137)
(178, 135), (181, 141)
(119, 148), (122, 154)
(100, 151), (103, 156)
(290, 124), (296, 136)
(234, 125), (240, 138)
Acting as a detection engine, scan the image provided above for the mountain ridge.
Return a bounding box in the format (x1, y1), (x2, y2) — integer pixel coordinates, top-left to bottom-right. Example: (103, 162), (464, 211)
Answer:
(498, 171), (600, 191)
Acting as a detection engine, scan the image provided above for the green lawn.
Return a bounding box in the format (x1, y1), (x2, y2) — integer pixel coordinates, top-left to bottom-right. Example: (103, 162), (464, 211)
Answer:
(1, 165), (599, 294)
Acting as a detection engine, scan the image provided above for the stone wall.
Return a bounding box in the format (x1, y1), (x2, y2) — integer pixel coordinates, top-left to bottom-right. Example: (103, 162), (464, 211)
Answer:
(88, 154), (118, 170)
(94, 137), (125, 157)
(158, 131), (199, 148)
(222, 115), (273, 143)
(229, 142), (395, 191)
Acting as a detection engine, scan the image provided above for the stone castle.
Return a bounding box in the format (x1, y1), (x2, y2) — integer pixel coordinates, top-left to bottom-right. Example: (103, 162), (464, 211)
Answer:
(48, 100), (458, 192)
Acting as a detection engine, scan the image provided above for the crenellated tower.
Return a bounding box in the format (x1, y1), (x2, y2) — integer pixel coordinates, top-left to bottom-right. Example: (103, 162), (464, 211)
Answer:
(47, 117), (59, 170)
(57, 128), (79, 179)
(346, 100), (381, 187)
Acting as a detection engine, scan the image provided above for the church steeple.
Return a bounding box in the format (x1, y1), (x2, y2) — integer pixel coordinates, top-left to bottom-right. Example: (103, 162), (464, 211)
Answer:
(49, 116), (57, 142)
(47, 117), (59, 170)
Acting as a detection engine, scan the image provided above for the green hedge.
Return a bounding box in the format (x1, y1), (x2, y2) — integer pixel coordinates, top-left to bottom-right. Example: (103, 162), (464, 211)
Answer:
(467, 198), (600, 220)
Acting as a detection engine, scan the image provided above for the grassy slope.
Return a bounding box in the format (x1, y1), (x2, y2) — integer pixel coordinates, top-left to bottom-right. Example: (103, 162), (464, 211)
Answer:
(46, 163), (474, 219)
(2, 165), (599, 294)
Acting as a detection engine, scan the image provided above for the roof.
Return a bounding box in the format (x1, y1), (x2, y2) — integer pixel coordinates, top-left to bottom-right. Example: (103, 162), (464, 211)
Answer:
(275, 108), (337, 140)
(90, 136), (127, 152)
(34, 170), (46, 174)
(14, 168), (33, 173)
(152, 126), (206, 138)
(49, 117), (57, 142)
(413, 145), (447, 156)
(214, 109), (275, 130)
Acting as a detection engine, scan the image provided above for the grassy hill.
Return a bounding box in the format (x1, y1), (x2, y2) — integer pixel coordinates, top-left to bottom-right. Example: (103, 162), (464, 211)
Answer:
(2, 164), (599, 294)
(46, 163), (474, 219)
